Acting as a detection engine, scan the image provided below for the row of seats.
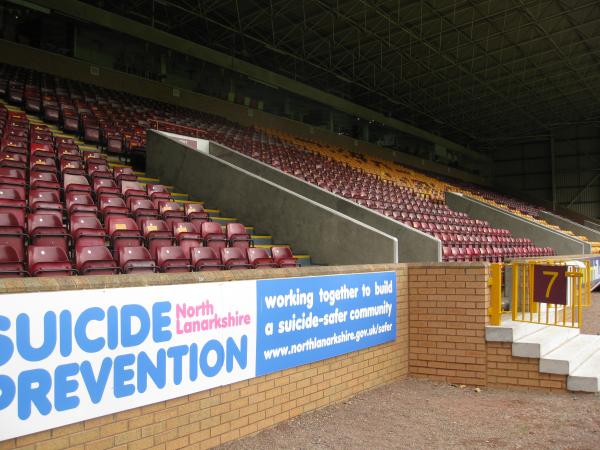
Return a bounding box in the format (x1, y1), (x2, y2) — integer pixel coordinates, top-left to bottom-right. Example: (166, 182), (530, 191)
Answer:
(0, 244), (298, 277)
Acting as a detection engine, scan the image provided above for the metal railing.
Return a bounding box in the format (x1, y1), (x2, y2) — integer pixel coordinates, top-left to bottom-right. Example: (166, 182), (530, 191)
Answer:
(488, 257), (594, 328)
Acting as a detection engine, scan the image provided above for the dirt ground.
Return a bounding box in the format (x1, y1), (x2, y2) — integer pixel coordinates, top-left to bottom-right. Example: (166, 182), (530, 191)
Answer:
(218, 378), (600, 450)
(219, 294), (600, 450)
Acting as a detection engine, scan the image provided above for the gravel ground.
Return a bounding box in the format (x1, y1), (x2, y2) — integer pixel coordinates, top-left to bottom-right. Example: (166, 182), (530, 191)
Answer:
(219, 378), (600, 450)
(219, 293), (600, 450)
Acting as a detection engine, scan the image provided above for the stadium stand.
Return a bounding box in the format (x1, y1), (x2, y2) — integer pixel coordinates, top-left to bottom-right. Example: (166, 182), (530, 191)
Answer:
(0, 66), (308, 276)
(5, 61), (599, 263)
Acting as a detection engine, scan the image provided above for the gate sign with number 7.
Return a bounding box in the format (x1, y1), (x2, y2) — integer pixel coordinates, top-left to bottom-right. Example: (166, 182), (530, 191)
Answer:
(533, 264), (568, 305)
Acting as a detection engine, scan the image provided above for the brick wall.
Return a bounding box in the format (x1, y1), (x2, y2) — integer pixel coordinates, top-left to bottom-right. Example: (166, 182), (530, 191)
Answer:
(408, 265), (490, 386)
(0, 264), (409, 450)
(486, 342), (567, 390)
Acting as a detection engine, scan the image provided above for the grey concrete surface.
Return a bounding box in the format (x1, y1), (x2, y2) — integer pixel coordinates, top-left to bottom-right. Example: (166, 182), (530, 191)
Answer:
(445, 192), (591, 255)
(539, 211), (600, 243)
(208, 142), (441, 262)
(146, 131), (398, 265)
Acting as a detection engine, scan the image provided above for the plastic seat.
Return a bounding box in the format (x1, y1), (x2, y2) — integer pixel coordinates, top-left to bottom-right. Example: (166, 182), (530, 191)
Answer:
(191, 247), (224, 271)
(30, 157), (57, 174)
(0, 213), (27, 260)
(71, 215), (107, 249)
(201, 221), (227, 250)
(76, 246), (119, 275)
(99, 194), (129, 219)
(30, 171), (60, 191)
(271, 247), (299, 267)
(94, 178), (121, 197)
(121, 181), (147, 200)
(0, 244), (26, 277)
(119, 246), (157, 274)
(220, 247), (252, 270)
(28, 213), (70, 254)
(60, 159), (86, 176)
(64, 174), (91, 194)
(141, 219), (173, 259)
(29, 189), (64, 217)
(226, 223), (253, 248)
(171, 221), (202, 256)
(147, 184), (172, 201)
(0, 188), (26, 227)
(66, 192), (98, 216)
(186, 204), (210, 227)
(28, 246), (76, 277)
(129, 198), (159, 225)
(105, 217), (143, 255)
(158, 201), (185, 225)
(157, 246), (192, 273)
(87, 163), (113, 180)
(247, 248), (277, 268)
(114, 167), (137, 184)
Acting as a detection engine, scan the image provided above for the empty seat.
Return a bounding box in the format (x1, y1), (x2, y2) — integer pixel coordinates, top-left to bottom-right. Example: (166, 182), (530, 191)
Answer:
(64, 174), (91, 194)
(201, 221), (227, 250)
(158, 201), (185, 224)
(185, 203), (210, 223)
(105, 217), (143, 255)
(28, 213), (70, 255)
(247, 248), (277, 269)
(94, 178), (121, 197)
(156, 246), (192, 273)
(129, 198), (159, 225)
(29, 189), (63, 216)
(171, 221), (202, 256)
(0, 212), (26, 260)
(271, 247), (299, 267)
(119, 246), (157, 274)
(66, 192), (98, 216)
(147, 184), (172, 201)
(76, 246), (119, 275)
(28, 246), (76, 277)
(226, 223), (253, 248)
(0, 188), (26, 227)
(30, 171), (60, 191)
(220, 247), (252, 270)
(141, 219), (173, 259)
(99, 195), (129, 219)
(191, 247), (223, 271)
(71, 215), (107, 249)
(0, 244), (26, 277)
(121, 181), (147, 200)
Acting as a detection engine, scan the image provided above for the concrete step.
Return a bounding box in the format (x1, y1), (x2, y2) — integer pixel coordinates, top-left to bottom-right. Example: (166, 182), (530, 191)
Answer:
(567, 349), (600, 392)
(486, 320), (548, 343)
(540, 334), (600, 375)
(512, 326), (579, 359)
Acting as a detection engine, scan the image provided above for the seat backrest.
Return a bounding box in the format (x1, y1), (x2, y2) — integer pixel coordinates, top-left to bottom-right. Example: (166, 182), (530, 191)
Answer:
(172, 221), (198, 237)
(70, 215), (102, 233)
(185, 203), (206, 215)
(28, 213), (63, 232)
(0, 244), (19, 262)
(28, 245), (68, 265)
(157, 246), (187, 265)
(159, 201), (183, 214)
(226, 222), (247, 237)
(271, 246), (293, 261)
(99, 195), (127, 209)
(29, 189), (60, 204)
(0, 187), (24, 201)
(191, 244), (219, 260)
(66, 192), (94, 206)
(0, 212), (20, 228)
(129, 198), (155, 212)
(119, 246), (152, 265)
(77, 245), (113, 266)
(94, 178), (117, 190)
(247, 248), (271, 264)
(221, 247), (246, 264)
(64, 174), (89, 188)
(106, 216), (138, 234)
(141, 219), (169, 236)
(121, 181), (144, 195)
(201, 221), (224, 237)
(0, 168), (25, 179)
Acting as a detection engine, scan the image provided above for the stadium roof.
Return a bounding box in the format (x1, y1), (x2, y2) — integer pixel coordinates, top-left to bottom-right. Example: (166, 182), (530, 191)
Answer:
(72, 1), (600, 149)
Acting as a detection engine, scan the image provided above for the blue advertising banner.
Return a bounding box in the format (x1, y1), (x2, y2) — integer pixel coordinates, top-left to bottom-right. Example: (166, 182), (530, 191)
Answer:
(0, 271), (397, 440)
(255, 271), (396, 376)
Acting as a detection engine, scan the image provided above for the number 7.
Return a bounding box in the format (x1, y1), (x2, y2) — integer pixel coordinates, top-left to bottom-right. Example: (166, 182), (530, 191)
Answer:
(543, 271), (559, 298)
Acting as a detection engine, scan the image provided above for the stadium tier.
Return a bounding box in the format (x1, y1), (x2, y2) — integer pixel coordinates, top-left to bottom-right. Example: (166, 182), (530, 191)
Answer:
(0, 69), (310, 276)
(3, 62), (597, 263)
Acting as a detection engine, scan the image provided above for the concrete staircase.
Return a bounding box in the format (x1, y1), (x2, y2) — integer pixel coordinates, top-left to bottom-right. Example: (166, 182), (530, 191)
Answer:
(486, 317), (600, 392)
